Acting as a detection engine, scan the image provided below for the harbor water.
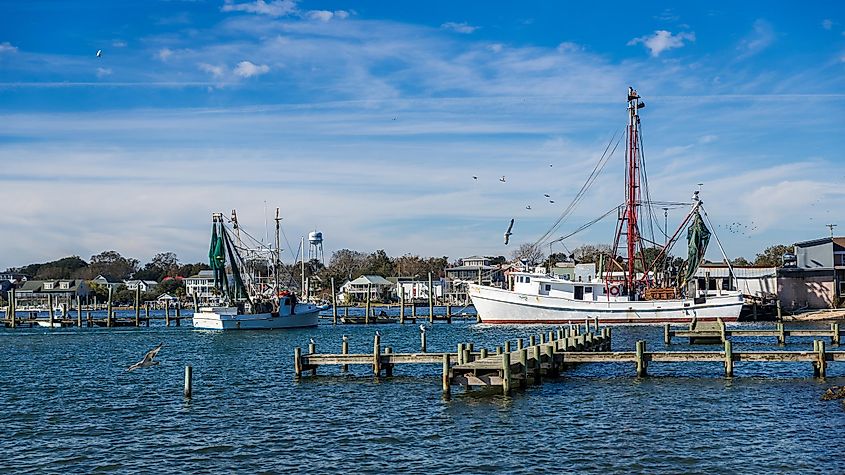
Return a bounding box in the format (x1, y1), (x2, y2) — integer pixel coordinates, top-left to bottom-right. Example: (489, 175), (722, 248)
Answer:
(2, 317), (845, 474)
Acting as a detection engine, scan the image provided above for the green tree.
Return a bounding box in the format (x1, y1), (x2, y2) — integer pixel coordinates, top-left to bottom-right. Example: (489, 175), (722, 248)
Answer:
(754, 244), (792, 267)
(83, 250), (139, 280)
(731, 256), (752, 266)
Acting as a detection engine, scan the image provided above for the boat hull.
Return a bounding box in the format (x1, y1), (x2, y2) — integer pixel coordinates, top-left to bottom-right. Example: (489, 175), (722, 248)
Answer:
(192, 308), (320, 330)
(468, 284), (743, 324)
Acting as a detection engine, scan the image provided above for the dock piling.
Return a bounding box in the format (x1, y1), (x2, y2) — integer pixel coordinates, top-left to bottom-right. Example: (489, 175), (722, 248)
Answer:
(428, 272), (434, 324)
(294, 347), (302, 379)
(420, 327), (427, 353)
(777, 322), (785, 345)
(365, 283), (371, 325)
(816, 340), (827, 378)
(442, 354), (451, 398)
(635, 340), (647, 377)
(107, 287), (113, 328)
(373, 333), (381, 376)
(501, 352), (511, 395)
(399, 291), (405, 324)
(832, 323), (840, 346)
(134, 286), (141, 327)
(48, 294), (55, 327)
(341, 338), (349, 372)
(724, 339), (733, 377)
(664, 324), (671, 345)
(184, 366), (193, 398)
(76, 296), (82, 328)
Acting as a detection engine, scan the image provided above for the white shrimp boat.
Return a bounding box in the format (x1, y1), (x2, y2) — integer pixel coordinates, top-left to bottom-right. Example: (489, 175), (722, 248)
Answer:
(470, 87), (744, 325)
(192, 210), (319, 330)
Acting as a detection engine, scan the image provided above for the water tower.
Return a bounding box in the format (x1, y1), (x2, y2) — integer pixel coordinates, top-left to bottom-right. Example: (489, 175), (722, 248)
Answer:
(308, 230), (324, 264)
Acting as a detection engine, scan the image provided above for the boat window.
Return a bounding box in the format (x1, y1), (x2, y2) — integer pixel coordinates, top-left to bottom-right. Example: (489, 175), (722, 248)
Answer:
(584, 286), (592, 293)
(545, 284), (551, 291)
(574, 286), (584, 300)
(525, 277), (531, 283)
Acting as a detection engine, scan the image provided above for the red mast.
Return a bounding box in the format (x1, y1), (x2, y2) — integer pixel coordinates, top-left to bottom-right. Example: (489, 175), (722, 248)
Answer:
(626, 87), (642, 288)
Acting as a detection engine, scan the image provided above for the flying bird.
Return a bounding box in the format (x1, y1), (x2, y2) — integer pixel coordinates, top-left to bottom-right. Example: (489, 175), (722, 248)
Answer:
(544, 194), (550, 198)
(472, 176), (478, 180)
(126, 343), (163, 372)
(549, 200), (555, 204)
(526, 205), (531, 210)
(504, 218), (515, 245)
(96, 49), (102, 58)
(549, 164), (553, 168)
(499, 176), (506, 182)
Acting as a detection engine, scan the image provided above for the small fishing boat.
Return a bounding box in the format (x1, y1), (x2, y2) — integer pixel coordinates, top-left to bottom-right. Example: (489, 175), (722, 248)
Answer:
(192, 209), (319, 330)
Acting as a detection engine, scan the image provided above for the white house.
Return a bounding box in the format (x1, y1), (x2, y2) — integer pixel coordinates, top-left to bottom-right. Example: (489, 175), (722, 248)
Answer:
(184, 270), (215, 301)
(338, 275), (394, 302)
(124, 279), (159, 293)
(91, 274), (124, 291)
(395, 279), (444, 301)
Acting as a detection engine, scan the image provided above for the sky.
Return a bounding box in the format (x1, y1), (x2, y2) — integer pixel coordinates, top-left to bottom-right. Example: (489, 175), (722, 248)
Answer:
(1, 0), (844, 268)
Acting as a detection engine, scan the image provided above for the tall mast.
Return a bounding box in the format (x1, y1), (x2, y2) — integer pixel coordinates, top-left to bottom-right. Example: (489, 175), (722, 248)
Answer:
(624, 87), (646, 288)
(300, 237), (306, 298)
(274, 207), (281, 296)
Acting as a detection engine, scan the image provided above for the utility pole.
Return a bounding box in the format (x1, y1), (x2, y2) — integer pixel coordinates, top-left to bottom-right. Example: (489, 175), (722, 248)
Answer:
(826, 224), (837, 238)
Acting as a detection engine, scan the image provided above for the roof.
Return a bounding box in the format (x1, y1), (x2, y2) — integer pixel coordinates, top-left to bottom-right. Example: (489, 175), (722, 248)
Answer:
(446, 265), (499, 271)
(94, 274), (123, 284)
(125, 279), (158, 285)
(347, 275), (393, 286)
(17, 280), (85, 292)
(695, 265), (778, 278)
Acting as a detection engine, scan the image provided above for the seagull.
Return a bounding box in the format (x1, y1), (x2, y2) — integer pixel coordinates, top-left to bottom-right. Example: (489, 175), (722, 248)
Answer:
(472, 176), (478, 180)
(549, 164), (553, 167)
(504, 218), (514, 245)
(419, 323), (426, 333)
(526, 205), (531, 210)
(499, 176), (506, 182)
(342, 334), (348, 342)
(309, 337), (315, 345)
(549, 200), (555, 204)
(126, 343), (163, 372)
(544, 194), (550, 198)
(96, 49), (102, 58)
(375, 330), (381, 337)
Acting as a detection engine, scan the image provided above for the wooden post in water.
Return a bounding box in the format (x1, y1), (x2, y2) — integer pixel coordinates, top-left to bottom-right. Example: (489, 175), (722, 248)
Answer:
(776, 299), (782, 321)
(517, 338), (524, 350)
(9, 289), (15, 328)
(718, 318), (726, 343)
(384, 347), (393, 377)
(593, 317), (599, 333)
(192, 292), (199, 313)
(831, 323), (840, 346)
(372, 333), (381, 377)
(106, 287), (113, 328)
(519, 349), (528, 388)
(175, 302), (181, 326)
(816, 340), (827, 378)
(724, 339), (733, 377)
(480, 348), (488, 359)
(442, 354), (451, 398)
(144, 302), (150, 327)
(635, 340), (647, 377)
(331, 278), (337, 325)
(457, 343), (464, 365)
(445, 302), (451, 324)
(365, 283), (371, 325)
(664, 324), (671, 345)
(294, 347), (302, 379)
(48, 294), (55, 327)
(529, 335), (536, 346)
(341, 337), (349, 373)
(165, 301), (170, 327)
(62, 303), (68, 324)
(134, 286), (141, 327)
(427, 272), (434, 324)
(584, 317), (590, 333)
(411, 301), (417, 321)
(399, 291), (405, 324)
(496, 346), (502, 355)
(462, 347), (471, 365)
(501, 352), (511, 396)
(505, 341), (511, 353)
(420, 327), (427, 353)
(777, 322), (785, 345)
(76, 296), (82, 328)
(184, 366), (192, 398)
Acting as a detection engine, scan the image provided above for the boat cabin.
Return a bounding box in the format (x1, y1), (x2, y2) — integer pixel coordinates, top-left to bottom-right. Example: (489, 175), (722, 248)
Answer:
(510, 271), (630, 302)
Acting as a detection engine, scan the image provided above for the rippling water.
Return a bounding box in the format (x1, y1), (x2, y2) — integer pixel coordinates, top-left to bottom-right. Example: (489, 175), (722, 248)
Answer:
(2, 316), (844, 474)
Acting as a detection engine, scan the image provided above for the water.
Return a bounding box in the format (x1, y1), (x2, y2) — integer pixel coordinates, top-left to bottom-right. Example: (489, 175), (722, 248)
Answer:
(2, 319), (844, 474)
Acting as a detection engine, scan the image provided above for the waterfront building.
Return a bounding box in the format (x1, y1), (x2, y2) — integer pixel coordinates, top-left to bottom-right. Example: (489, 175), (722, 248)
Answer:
(124, 279), (159, 293)
(184, 270), (214, 302)
(393, 278), (445, 302)
(91, 274), (124, 292)
(694, 265), (778, 299)
(778, 237), (845, 309)
(444, 256), (505, 304)
(14, 279), (90, 306)
(338, 275), (394, 302)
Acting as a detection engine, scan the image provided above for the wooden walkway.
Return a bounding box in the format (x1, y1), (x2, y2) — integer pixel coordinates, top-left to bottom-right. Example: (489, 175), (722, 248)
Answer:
(664, 320), (842, 345)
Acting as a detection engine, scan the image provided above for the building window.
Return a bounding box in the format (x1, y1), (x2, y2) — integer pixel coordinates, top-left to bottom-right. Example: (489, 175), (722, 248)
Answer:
(60, 282), (69, 289)
(44, 283), (54, 290)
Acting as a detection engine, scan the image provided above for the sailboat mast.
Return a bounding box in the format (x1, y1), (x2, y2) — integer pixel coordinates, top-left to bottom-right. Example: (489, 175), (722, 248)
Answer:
(300, 237), (306, 299)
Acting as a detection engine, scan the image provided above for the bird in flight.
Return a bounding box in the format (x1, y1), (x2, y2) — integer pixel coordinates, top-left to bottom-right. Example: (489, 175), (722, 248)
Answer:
(499, 176), (506, 182)
(526, 205), (531, 210)
(504, 218), (515, 245)
(549, 200), (555, 204)
(96, 49), (102, 58)
(544, 193), (550, 198)
(472, 176), (477, 180)
(126, 343), (163, 372)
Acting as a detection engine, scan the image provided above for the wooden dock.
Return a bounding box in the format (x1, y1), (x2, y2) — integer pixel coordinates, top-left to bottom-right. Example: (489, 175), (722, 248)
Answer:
(664, 320), (842, 345)
(296, 322), (845, 397)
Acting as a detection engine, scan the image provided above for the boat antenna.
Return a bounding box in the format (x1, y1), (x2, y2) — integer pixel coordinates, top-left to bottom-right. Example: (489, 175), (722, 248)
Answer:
(274, 207), (281, 296)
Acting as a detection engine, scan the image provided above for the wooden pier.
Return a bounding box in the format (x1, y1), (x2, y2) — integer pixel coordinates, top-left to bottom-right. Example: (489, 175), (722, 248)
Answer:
(295, 322), (845, 397)
(664, 320), (842, 345)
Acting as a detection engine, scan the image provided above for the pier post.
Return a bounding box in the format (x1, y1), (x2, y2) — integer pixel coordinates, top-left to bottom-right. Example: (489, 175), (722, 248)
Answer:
(816, 340), (827, 378)
(76, 296), (82, 328)
(144, 302), (150, 326)
(457, 343), (464, 364)
(134, 286), (140, 327)
(724, 340), (733, 377)
(446, 303), (451, 324)
(48, 294), (55, 327)
(294, 347), (302, 379)
(533, 345), (542, 384)
(373, 333), (381, 377)
(399, 291), (405, 324)
(309, 340), (316, 375)
(331, 278), (338, 325)
(501, 352), (511, 396)
(593, 317), (599, 333)
(365, 283), (371, 325)
(496, 346), (502, 355)
(549, 331), (555, 343)
(107, 287), (113, 328)
(175, 303), (181, 326)
(777, 322), (785, 345)
(519, 349), (528, 388)
(384, 347), (393, 377)
(192, 292), (199, 313)
(505, 341), (511, 353)
(420, 327), (427, 353)
(635, 340), (647, 377)
(462, 347), (471, 365)
(517, 338), (524, 350)
(62, 303), (67, 323)
(718, 318), (726, 343)
(480, 348), (488, 359)
(428, 272), (434, 324)
(776, 299), (782, 321)
(832, 323), (840, 346)
(9, 289), (15, 328)
(664, 324), (671, 345)
(184, 366), (192, 398)
(585, 317), (590, 333)
(442, 354), (451, 398)
(341, 338), (349, 372)
(529, 335), (536, 346)
(411, 302), (417, 321)
(164, 301), (170, 327)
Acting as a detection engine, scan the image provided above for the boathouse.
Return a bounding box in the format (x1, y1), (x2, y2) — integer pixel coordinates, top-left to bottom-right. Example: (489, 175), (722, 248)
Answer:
(777, 237), (845, 309)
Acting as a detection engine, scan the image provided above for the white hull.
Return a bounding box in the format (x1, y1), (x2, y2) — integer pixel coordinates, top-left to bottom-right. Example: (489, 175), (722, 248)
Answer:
(468, 284), (743, 324)
(192, 306), (320, 330)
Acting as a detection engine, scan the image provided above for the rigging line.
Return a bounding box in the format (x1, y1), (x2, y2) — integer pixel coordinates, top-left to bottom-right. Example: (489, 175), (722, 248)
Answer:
(550, 204), (623, 243)
(533, 130), (623, 249)
(700, 206), (736, 283)
(637, 125), (657, 249)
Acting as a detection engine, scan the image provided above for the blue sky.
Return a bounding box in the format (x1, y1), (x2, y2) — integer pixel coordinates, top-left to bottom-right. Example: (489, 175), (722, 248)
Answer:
(1, 0), (844, 267)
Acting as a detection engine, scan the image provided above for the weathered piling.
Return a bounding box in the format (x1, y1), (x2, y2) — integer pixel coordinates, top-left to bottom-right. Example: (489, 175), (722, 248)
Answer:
(76, 296), (82, 328)
(724, 339), (733, 377)
(501, 352), (512, 396)
(107, 288), (113, 328)
(331, 278), (338, 325)
(517, 338), (524, 350)
(175, 303), (181, 326)
(815, 340), (827, 378)
(399, 291), (405, 324)
(341, 338), (349, 372)
(635, 340), (647, 377)
(442, 354), (451, 398)
(718, 318), (726, 343)
(777, 322), (785, 345)
(420, 327), (427, 352)
(776, 299), (782, 321)
(134, 286), (141, 327)
(164, 302), (170, 327)
(294, 347), (302, 379)
(384, 347), (394, 377)
(372, 333), (381, 376)
(664, 324), (671, 345)
(184, 366), (193, 398)
(505, 341), (512, 353)
(144, 302), (150, 326)
(48, 294), (55, 327)
(365, 283), (371, 325)
(428, 272), (434, 324)
(833, 323), (840, 346)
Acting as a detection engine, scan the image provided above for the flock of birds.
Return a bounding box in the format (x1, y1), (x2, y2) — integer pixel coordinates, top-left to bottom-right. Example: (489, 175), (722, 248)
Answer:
(717, 221), (758, 237)
(472, 172), (557, 245)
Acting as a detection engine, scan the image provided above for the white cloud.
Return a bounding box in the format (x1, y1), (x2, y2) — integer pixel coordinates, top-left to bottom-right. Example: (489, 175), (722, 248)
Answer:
(305, 10), (351, 22)
(234, 60), (269, 77)
(112, 40), (127, 48)
(557, 42), (582, 53)
(822, 19), (833, 30)
(0, 41), (18, 53)
(96, 67), (112, 78)
(737, 19), (775, 59)
(199, 63), (225, 77)
(488, 43), (503, 53)
(157, 48), (174, 61)
(441, 22), (479, 34)
(627, 30), (695, 57)
(221, 0), (298, 17)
